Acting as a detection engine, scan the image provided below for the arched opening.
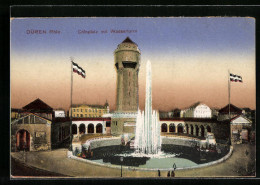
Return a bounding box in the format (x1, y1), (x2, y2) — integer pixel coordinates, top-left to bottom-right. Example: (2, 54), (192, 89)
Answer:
(96, 123), (103, 133)
(16, 129), (30, 151)
(161, 123), (167, 132)
(206, 126), (211, 133)
(88, 124), (94, 133)
(185, 124), (189, 134)
(190, 125), (194, 135)
(200, 125), (205, 138)
(177, 124), (183, 134)
(72, 124), (77, 135)
(195, 125), (199, 136)
(169, 123), (175, 132)
(79, 124), (86, 134)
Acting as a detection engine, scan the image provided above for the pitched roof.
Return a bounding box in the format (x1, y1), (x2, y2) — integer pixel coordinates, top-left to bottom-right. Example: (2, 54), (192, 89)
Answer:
(121, 37), (137, 45)
(183, 102), (206, 110)
(230, 114), (252, 123)
(218, 104), (242, 114)
(11, 112), (52, 124)
(22, 98), (53, 111)
(189, 102), (202, 109)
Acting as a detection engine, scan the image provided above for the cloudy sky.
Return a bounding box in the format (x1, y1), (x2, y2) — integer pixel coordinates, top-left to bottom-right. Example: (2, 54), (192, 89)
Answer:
(11, 17), (255, 111)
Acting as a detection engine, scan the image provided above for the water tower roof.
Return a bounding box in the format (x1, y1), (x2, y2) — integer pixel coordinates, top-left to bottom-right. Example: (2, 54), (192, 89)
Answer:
(122, 37), (137, 45)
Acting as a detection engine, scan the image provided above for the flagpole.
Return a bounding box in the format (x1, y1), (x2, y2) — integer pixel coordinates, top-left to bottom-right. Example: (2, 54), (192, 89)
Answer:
(70, 58), (73, 151)
(70, 59), (73, 120)
(228, 69), (231, 119)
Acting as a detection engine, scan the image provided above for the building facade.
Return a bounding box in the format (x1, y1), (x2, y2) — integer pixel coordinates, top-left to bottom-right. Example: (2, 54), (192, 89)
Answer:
(160, 118), (230, 142)
(110, 113), (137, 135)
(181, 102), (212, 118)
(51, 117), (71, 149)
(230, 115), (252, 144)
(54, 110), (66, 118)
(11, 108), (20, 121)
(114, 37), (141, 112)
(71, 118), (111, 136)
(69, 102), (109, 118)
(11, 113), (52, 152)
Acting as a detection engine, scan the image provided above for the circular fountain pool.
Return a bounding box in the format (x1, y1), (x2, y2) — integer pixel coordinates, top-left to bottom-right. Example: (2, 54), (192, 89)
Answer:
(74, 139), (230, 169)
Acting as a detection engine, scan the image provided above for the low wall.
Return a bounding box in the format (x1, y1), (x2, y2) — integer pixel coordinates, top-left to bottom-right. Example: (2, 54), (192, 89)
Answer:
(72, 136), (121, 153)
(162, 136), (200, 147)
(88, 137), (121, 149)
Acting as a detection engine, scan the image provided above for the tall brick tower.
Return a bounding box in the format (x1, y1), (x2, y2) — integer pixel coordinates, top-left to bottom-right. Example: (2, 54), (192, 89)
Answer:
(114, 37), (141, 112)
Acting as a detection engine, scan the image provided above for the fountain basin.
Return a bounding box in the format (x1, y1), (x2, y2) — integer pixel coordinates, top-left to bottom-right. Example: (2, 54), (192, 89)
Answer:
(70, 136), (231, 170)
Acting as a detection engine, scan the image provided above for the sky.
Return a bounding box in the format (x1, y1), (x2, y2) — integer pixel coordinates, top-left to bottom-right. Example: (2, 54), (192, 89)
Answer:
(10, 17), (256, 111)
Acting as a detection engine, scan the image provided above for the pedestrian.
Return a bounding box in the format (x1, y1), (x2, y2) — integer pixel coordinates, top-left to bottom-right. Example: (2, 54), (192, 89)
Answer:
(171, 171), (175, 177)
(158, 169), (161, 177)
(245, 149), (249, 156)
(167, 171), (170, 177)
(173, 163), (177, 171)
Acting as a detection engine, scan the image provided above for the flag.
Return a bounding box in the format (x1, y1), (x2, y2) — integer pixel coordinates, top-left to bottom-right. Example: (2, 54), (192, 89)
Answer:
(72, 61), (86, 78)
(230, 73), (242, 82)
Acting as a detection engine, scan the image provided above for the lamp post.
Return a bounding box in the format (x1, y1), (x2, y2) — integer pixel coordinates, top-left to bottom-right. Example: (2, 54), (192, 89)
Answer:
(120, 156), (123, 177)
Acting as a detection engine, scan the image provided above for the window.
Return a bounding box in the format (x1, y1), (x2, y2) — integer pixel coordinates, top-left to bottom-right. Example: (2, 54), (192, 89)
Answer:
(80, 114), (83, 117)
(85, 114), (87, 117)
(85, 109), (87, 112)
(81, 109), (83, 112)
(77, 114), (79, 117)
(99, 110), (101, 113)
(73, 109), (75, 112)
(77, 109), (79, 112)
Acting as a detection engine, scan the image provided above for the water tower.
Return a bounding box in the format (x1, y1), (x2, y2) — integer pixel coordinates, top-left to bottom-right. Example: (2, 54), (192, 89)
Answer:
(114, 37), (141, 112)
(111, 37), (141, 135)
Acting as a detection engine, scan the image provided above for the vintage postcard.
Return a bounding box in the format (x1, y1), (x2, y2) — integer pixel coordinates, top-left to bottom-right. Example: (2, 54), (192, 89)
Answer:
(10, 17), (255, 178)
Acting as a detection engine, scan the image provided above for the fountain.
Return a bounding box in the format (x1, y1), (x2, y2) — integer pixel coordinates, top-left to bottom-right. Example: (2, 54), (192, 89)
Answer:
(134, 60), (161, 154)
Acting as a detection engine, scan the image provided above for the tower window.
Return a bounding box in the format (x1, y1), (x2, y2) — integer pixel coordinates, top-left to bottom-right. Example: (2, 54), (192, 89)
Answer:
(122, 62), (137, 68)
